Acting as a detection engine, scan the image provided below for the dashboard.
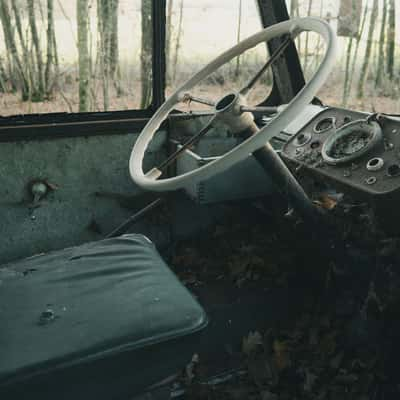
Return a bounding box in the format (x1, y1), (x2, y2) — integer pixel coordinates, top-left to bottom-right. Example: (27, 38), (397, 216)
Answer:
(281, 106), (400, 204)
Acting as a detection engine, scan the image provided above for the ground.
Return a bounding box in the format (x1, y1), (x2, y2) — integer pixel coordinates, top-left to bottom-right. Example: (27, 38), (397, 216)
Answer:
(1, 73), (400, 117)
(168, 196), (400, 400)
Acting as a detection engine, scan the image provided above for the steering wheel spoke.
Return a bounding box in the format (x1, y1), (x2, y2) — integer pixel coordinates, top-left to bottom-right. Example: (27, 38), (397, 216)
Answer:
(154, 114), (217, 176)
(239, 34), (293, 97)
(240, 105), (279, 115)
(179, 92), (216, 107)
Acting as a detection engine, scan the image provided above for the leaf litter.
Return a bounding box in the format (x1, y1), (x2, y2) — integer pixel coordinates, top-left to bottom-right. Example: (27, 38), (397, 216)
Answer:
(170, 199), (400, 399)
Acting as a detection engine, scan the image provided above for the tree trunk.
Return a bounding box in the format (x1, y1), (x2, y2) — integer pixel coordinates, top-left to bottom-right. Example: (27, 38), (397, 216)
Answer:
(97, 0), (120, 109)
(97, 0), (110, 110)
(166, 0), (174, 84)
(0, 1), (29, 99)
(10, 0), (31, 96)
(140, 0), (152, 108)
(171, 0), (184, 84)
(357, 0), (378, 99)
(0, 57), (7, 92)
(234, 0), (242, 78)
(45, 0), (56, 96)
(375, 0), (387, 88)
(311, 0), (324, 70)
(342, 37), (354, 105)
(290, 0), (301, 53)
(27, 0), (45, 101)
(290, 0), (299, 17)
(303, 0), (314, 76)
(110, 0), (121, 96)
(10, 0), (29, 66)
(77, 0), (90, 112)
(109, 0), (119, 77)
(386, 0), (395, 79)
(348, 1), (368, 98)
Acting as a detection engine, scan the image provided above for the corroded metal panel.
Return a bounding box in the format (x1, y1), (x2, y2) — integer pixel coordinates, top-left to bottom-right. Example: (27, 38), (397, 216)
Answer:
(0, 131), (166, 264)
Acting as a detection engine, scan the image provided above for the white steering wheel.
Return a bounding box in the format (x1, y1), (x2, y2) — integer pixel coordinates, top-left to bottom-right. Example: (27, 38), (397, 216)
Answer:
(130, 17), (337, 192)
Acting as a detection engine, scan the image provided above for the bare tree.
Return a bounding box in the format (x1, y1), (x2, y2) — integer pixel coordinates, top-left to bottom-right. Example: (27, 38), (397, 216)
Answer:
(303, 0), (314, 75)
(97, 0), (120, 109)
(10, 0), (29, 73)
(290, 0), (299, 16)
(0, 57), (7, 92)
(77, 0), (90, 111)
(97, 0), (110, 110)
(45, 0), (57, 96)
(171, 0), (184, 84)
(375, 0), (388, 88)
(9, 0), (31, 96)
(109, 0), (119, 78)
(386, 0), (395, 79)
(347, 1), (368, 100)
(0, 1), (29, 99)
(290, 0), (301, 52)
(342, 0), (361, 105)
(343, 37), (354, 105)
(357, 0), (378, 99)
(140, 0), (152, 108)
(166, 0), (174, 84)
(234, 0), (243, 78)
(27, 0), (45, 101)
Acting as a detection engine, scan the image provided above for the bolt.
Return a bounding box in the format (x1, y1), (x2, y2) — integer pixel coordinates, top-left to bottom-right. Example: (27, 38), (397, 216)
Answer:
(365, 176), (377, 185)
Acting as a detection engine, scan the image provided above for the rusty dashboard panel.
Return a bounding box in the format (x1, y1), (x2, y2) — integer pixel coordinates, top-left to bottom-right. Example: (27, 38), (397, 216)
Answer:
(281, 107), (400, 203)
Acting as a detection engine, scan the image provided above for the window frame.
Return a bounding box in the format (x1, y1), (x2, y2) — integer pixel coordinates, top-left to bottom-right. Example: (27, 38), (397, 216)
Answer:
(0, 0), (166, 141)
(256, 0), (305, 106)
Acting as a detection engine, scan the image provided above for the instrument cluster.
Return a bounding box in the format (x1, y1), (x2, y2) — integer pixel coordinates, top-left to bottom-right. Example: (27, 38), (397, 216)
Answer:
(281, 107), (400, 201)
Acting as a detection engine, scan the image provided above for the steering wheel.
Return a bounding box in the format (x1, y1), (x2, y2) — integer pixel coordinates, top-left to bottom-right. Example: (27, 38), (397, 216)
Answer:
(130, 17), (337, 192)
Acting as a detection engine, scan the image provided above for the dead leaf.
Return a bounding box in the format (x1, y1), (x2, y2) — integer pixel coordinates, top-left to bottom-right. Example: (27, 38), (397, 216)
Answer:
(184, 353), (199, 385)
(273, 339), (291, 371)
(242, 331), (263, 356)
(314, 194), (338, 210)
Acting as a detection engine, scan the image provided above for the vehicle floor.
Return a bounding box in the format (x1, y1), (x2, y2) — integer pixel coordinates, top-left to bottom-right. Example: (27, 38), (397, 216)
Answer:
(150, 198), (400, 400)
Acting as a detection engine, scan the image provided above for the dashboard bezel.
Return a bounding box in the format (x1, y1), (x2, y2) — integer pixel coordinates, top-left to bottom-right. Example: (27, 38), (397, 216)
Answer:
(281, 107), (400, 200)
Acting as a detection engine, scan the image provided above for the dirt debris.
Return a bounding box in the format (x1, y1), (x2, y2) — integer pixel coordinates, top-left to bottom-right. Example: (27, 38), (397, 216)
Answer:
(171, 200), (400, 399)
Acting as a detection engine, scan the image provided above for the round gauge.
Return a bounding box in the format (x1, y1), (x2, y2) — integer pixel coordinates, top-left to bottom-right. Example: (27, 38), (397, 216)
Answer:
(321, 119), (382, 165)
(331, 131), (370, 156)
(293, 132), (312, 147)
(314, 117), (336, 133)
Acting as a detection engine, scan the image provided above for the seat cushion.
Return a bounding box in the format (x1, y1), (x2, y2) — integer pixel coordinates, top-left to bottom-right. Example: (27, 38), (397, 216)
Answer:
(0, 234), (207, 399)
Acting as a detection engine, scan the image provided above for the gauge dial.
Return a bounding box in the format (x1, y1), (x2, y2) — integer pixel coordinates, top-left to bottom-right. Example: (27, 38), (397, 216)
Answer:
(314, 117), (335, 133)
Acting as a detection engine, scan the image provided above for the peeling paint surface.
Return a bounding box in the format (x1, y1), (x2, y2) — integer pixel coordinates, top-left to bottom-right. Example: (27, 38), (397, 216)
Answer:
(0, 131), (166, 264)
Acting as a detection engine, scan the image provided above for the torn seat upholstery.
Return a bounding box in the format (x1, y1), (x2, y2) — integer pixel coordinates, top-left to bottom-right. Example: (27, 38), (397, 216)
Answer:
(0, 234), (207, 400)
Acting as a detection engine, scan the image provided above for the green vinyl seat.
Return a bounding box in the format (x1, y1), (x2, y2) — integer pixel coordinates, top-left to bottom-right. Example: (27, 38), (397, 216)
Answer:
(0, 234), (207, 400)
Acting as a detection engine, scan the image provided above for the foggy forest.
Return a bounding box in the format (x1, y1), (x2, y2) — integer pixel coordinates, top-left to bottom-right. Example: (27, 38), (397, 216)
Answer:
(0, 0), (398, 116)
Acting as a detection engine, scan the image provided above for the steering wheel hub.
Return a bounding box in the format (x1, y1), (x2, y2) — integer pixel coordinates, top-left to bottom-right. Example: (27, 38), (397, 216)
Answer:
(214, 92), (255, 134)
(215, 93), (237, 112)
